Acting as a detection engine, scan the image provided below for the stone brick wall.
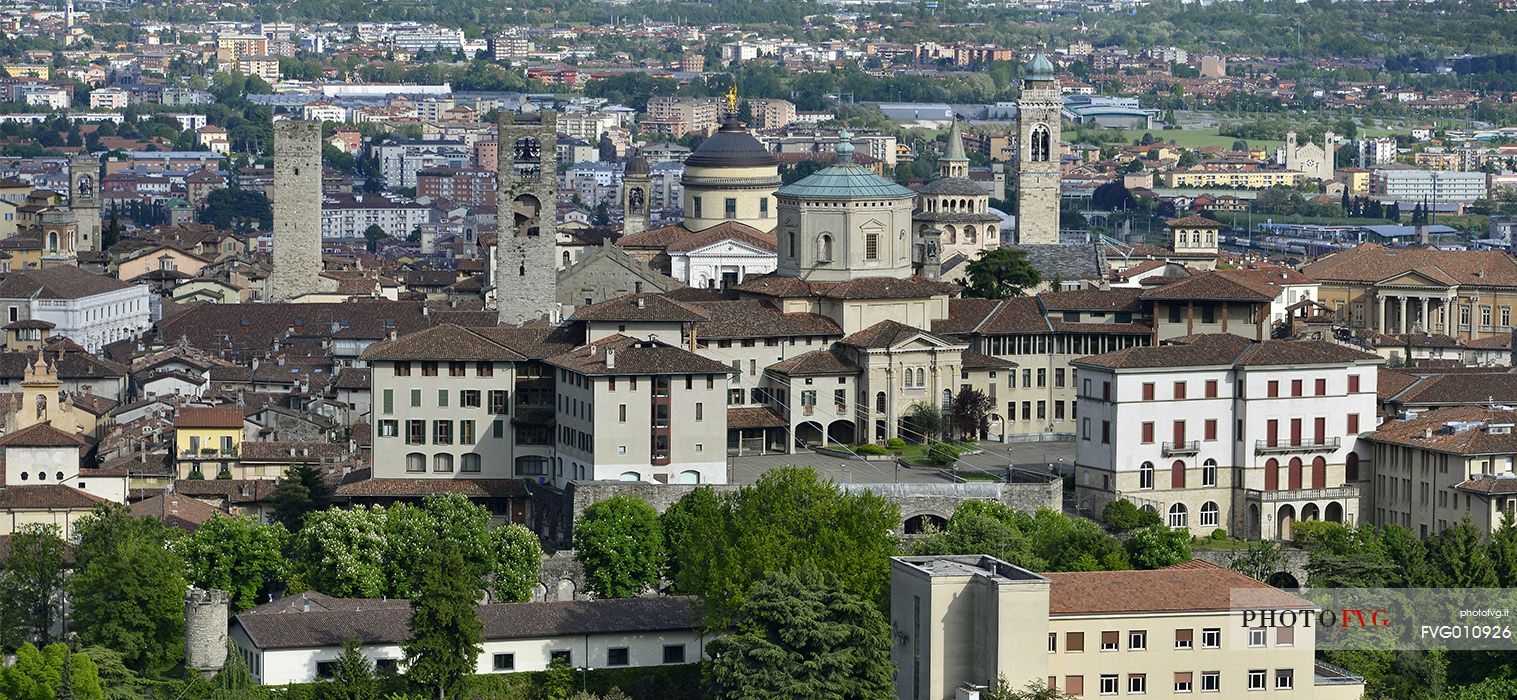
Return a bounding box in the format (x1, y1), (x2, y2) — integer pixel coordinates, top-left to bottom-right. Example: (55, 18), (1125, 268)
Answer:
(496, 113), (560, 325)
(270, 121), (326, 301)
(184, 587), (229, 677)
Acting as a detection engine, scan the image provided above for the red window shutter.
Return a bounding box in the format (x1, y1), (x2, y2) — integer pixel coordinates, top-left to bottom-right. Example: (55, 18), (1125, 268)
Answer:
(1204, 419), (1217, 441)
(1315, 378), (1327, 396)
(1265, 459), (1279, 490)
(1289, 458), (1303, 490)
(1205, 380), (1218, 398)
(1142, 382), (1155, 401)
(1349, 375), (1361, 393)
(1268, 380), (1279, 397)
(1314, 417), (1326, 445)
(1142, 422), (1155, 444)
(1312, 457), (1326, 489)
(1172, 461), (1186, 488)
(1291, 379), (1303, 397)
(1174, 381), (1187, 400)
(1348, 414), (1360, 433)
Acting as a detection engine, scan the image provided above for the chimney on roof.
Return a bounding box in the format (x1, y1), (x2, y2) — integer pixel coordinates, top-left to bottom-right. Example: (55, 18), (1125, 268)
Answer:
(636, 297), (646, 309)
(605, 347), (616, 369)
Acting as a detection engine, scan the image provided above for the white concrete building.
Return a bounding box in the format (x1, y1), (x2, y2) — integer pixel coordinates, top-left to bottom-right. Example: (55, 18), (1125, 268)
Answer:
(1370, 168), (1487, 204)
(373, 139), (471, 189)
(231, 593), (705, 685)
(1073, 333), (1382, 539)
(0, 267), (153, 353)
(321, 193), (433, 239)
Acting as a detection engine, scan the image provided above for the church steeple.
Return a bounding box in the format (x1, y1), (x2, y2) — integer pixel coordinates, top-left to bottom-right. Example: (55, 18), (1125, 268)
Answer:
(940, 120), (969, 179)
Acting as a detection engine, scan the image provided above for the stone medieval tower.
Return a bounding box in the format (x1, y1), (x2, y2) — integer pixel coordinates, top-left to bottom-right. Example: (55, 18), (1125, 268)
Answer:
(184, 588), (229, 678)
(270, 120), (324, 301)
(68, 154), (101, 252)
(621, 154), (651, 237)
(495, 112), (559, 325)
(1015, 47), (1062, 245)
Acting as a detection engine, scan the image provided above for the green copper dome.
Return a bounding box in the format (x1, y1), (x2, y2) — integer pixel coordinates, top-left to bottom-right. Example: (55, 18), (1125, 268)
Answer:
(773, 131), (916, 201)
(1026, 47), (1055, 82)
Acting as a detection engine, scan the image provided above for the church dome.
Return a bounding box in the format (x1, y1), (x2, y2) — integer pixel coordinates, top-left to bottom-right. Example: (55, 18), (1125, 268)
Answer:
(774, 132), (916, 201)
(1025, 48), (1055, 82)
(684, 115), (777, 168)
(624, 155), (650, 176)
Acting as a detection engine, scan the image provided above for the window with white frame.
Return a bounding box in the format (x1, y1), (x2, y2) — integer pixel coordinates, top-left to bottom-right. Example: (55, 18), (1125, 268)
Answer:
(1248, 627), (1266, 647)
(1140, 462), (1155, 489)
(1202, 459), (1217, 486)
(1201, 628), (1221, 648)
(1200, 672), (1220, 692)
(1200, 501), (1219, 528)
(1168, 503), (1188, 529)
(1275, 669), (1294, 690)
(1099, 675), (1118, 695)
(1247, 670), (1266, 690)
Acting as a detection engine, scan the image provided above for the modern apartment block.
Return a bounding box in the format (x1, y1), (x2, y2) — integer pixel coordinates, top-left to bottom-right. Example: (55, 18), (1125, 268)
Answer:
(891, 555), (1364, 700)
(1073, 334), (1382, 539)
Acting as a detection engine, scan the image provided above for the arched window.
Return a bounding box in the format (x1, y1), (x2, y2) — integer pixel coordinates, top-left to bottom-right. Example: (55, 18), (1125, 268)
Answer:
(1265, 458), (1280, 491)
(677, 470), (701, 484)
(1171, 460), (1186, 488)
(562, 251), (571, 267)
(941, 389), (952, 410)
(618, 471), (641, 482)
(462, 454), (481, 473)
(916, 368), (926, 386)
(875, 392), (887, 413)
(1288, 457), (1303, 491)
(47, 231), (58, 251)
(819, 235), (833, 262)
(1168, 503), (1188, 529)
(1311, 456), (1327, 490)
(1202, 458), (1218, 486)
(943, 225), (957, 244)
(1200, 501), (1219, 528)
(1031, 125), (1052, 162)
(1346, 452), (1360, 481)
(433, 453), (454, 473)
(406, 452), (425, 472)
(964, 228), (976, 244)
(1139, 461), (1155, 489)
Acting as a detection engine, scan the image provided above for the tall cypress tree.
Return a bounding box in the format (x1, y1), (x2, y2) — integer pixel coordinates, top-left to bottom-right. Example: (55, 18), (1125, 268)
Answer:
(403, 540), (483, 700)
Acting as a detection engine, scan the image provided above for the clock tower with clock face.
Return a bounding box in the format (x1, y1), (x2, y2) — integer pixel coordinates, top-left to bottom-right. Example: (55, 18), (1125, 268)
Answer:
(495, 112), (560, 325)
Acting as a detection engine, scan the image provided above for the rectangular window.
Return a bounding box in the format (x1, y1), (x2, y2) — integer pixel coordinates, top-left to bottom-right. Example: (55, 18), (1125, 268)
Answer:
(1291, 378), (1303, 397)
(449, 361), (466, 377)
(1174, 672), (1193, 694)
(1173, 381), (1186, 400)
(1101, 420), (1110, 444)
(865, 233), (879, 260)
(1048, 632), (1057, 652)
(1067, 631), (1084, 652)
(550, 650), (571, 665)
(1248, 627), (1266, 647)
(461, 390), (481, 408)
(379, 420), (398, 438)
(1247, 670), (1265, 691)
(477, 361), (493, 377)
(619, 404), (627, 422)
(406, 420), (425, 445)
(692, 197), (702, 218)
(1175, 628), (1193, 649)
(410, 389), (422, 407)
(1275, 669), (1293, 690)
(382, 389), (394, 414)
(1205, 379), (1218, 398)
(1315, 377), (1327, 396)
(1348, 413), (1360, 434)
(1066, 676), (1084, 696)
(662, 644), (686, 664)
(1128, 630), (1147, 650)
(459, 420), (475, 443)
(437, 390), (449, 408)
(1128, 674), (1146, 695)
(492, 420), (504, 439)
(1101, 630), (1119, 651)
(489, 390), (509, 414)
(422, 361), (438, 377)
(760, 197), (769, 218)
(1276, 626), (1295, 646)
(395, 361), (411, 377)
(1142, 382), (1155, 401)
(1141, 422), (1155, 444)
(1348, 374), (1361, 393)
(1267, 380), (1279, 397)
(724, 197), (737, 219)
(1201, 628), (1221, 648)
(493, 653), (514, 671)
(607, 648), (629, 667)
(1100, 675), (1118, 695)
(696, 402), (704, 421)
(1201, 672), (1220, 692)
(1055, 368), (1066, 388)
(433, 420), (453, 445)
(1037, 368), (1047, 387)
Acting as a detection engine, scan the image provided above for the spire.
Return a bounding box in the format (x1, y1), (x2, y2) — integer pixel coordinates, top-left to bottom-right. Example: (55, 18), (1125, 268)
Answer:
(943, 120), (968, 162)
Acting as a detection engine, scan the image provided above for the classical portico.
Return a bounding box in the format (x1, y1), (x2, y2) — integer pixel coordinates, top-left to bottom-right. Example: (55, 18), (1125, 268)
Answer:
(1374, 287), (1457, 336)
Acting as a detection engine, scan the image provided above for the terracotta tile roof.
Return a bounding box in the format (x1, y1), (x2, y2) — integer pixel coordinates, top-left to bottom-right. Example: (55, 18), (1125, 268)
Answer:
(727, 407), (788, 429)
(732, 273), (959, 301)
(1044, 560), (1309, 616)
(1454, 476), (1517, 495)
(616, 222), (692, 249)
(360, 324), (527, 362)
(962, 351), (1016, 370)
(1364, 406), (1517, 456)
(239, 442), (347, 462)
(663, 221), (777, 253)
(157, 301), (438, 361)
(1378, 368), (1421, 401)
(0, 485), (107, 510)
(1302, 244), (1517, 287)
(0, 422), (86, 447)
(331, 368), (371, 390)
(0, 266), (132, 299)
(466, 325), (584, 360)
(570, 293), (708, 323)
(1075, 334), (1379, 370)
(130, 493), (222, 532)
(687, 300), (841, 339)
(1164, 215), (1224, 228)
(175, 406), (245, 429)
(175, 479), (278, 503)
(334, 476), (529, 499)
(1039, 288), (1145, 312)
(548, 335), (734, 376)
(766, 349), (858, 376)
(236, 596), (697, 650)
(839, 320), (945, 349)
(1140, 272), (1275, 302)
(977, 297), (1053, 335)
(931, 298), (1007, 336)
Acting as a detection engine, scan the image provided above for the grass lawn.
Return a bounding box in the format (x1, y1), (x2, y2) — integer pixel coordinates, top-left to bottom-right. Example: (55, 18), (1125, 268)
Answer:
(1194, 537), (1249, 551)
(895, 441), (977, 466)
(1154, 128), (1280, 151)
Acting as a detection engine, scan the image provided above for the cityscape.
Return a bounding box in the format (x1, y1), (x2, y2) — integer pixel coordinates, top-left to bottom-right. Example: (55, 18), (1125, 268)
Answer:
(2, 0), (1517, 698)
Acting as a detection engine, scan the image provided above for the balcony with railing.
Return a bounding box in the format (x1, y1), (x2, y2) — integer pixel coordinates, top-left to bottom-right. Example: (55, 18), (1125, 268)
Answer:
(1161, 440), (1200, 457)
(1255, 437), (1341, 455)
(1246, 484), (1359, 504)
(179, 448), (238, 461)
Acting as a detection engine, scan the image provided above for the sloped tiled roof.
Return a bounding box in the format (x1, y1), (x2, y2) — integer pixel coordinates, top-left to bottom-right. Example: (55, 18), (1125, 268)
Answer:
(1140, 272), (1274, 302)
(766, 349), (858, 376)
(547, 335), (734, 376)
(839, 320), (947, 349)
(1364, 406), (1517, 456)
(174, 406), (245, 429)
(1074, 334), (1379, 370)
(1303, 244), (1517, 287)
(1045, 560), (1309, 616)
(360, 324), (527, 362)
(0, 422), (86, 447)
(570, 294), (708, 323)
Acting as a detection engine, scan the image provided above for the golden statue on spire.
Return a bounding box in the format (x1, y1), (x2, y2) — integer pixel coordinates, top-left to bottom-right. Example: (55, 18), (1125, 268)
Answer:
(726, 84), (738, 114)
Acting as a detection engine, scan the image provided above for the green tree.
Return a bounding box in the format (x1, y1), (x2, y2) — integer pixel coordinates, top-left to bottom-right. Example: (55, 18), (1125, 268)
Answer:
(320, 639), (375, 700)
(69, 505), (187, 675)
(0, 643), (103, 700)
(1426, 516), (1498, 588)
(573, 495), (665, 598)
(0, 524), (67, 649)
(1489, 511), (1517, 587)
(490, 524), (542, 603)
(964, 247), (1042, 299)
(294, 506), (388, 598)
(900, 402), (945, 443)
(209, 642), (261, 700)
(666, 469), (899, 626)
(1100, 499), (1161, 533)
(984, 676), (1075, 700)
(176, 515), (290, 612)
(703, 567), (893, 700)
(363, 224), (386, 253)
(403, 540), (483, 700)
(1229, 539), (1287, 582)
(271, 464), (332, 532)
(1124, 525), (1193, 569)
(198, 188), (273, 231)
